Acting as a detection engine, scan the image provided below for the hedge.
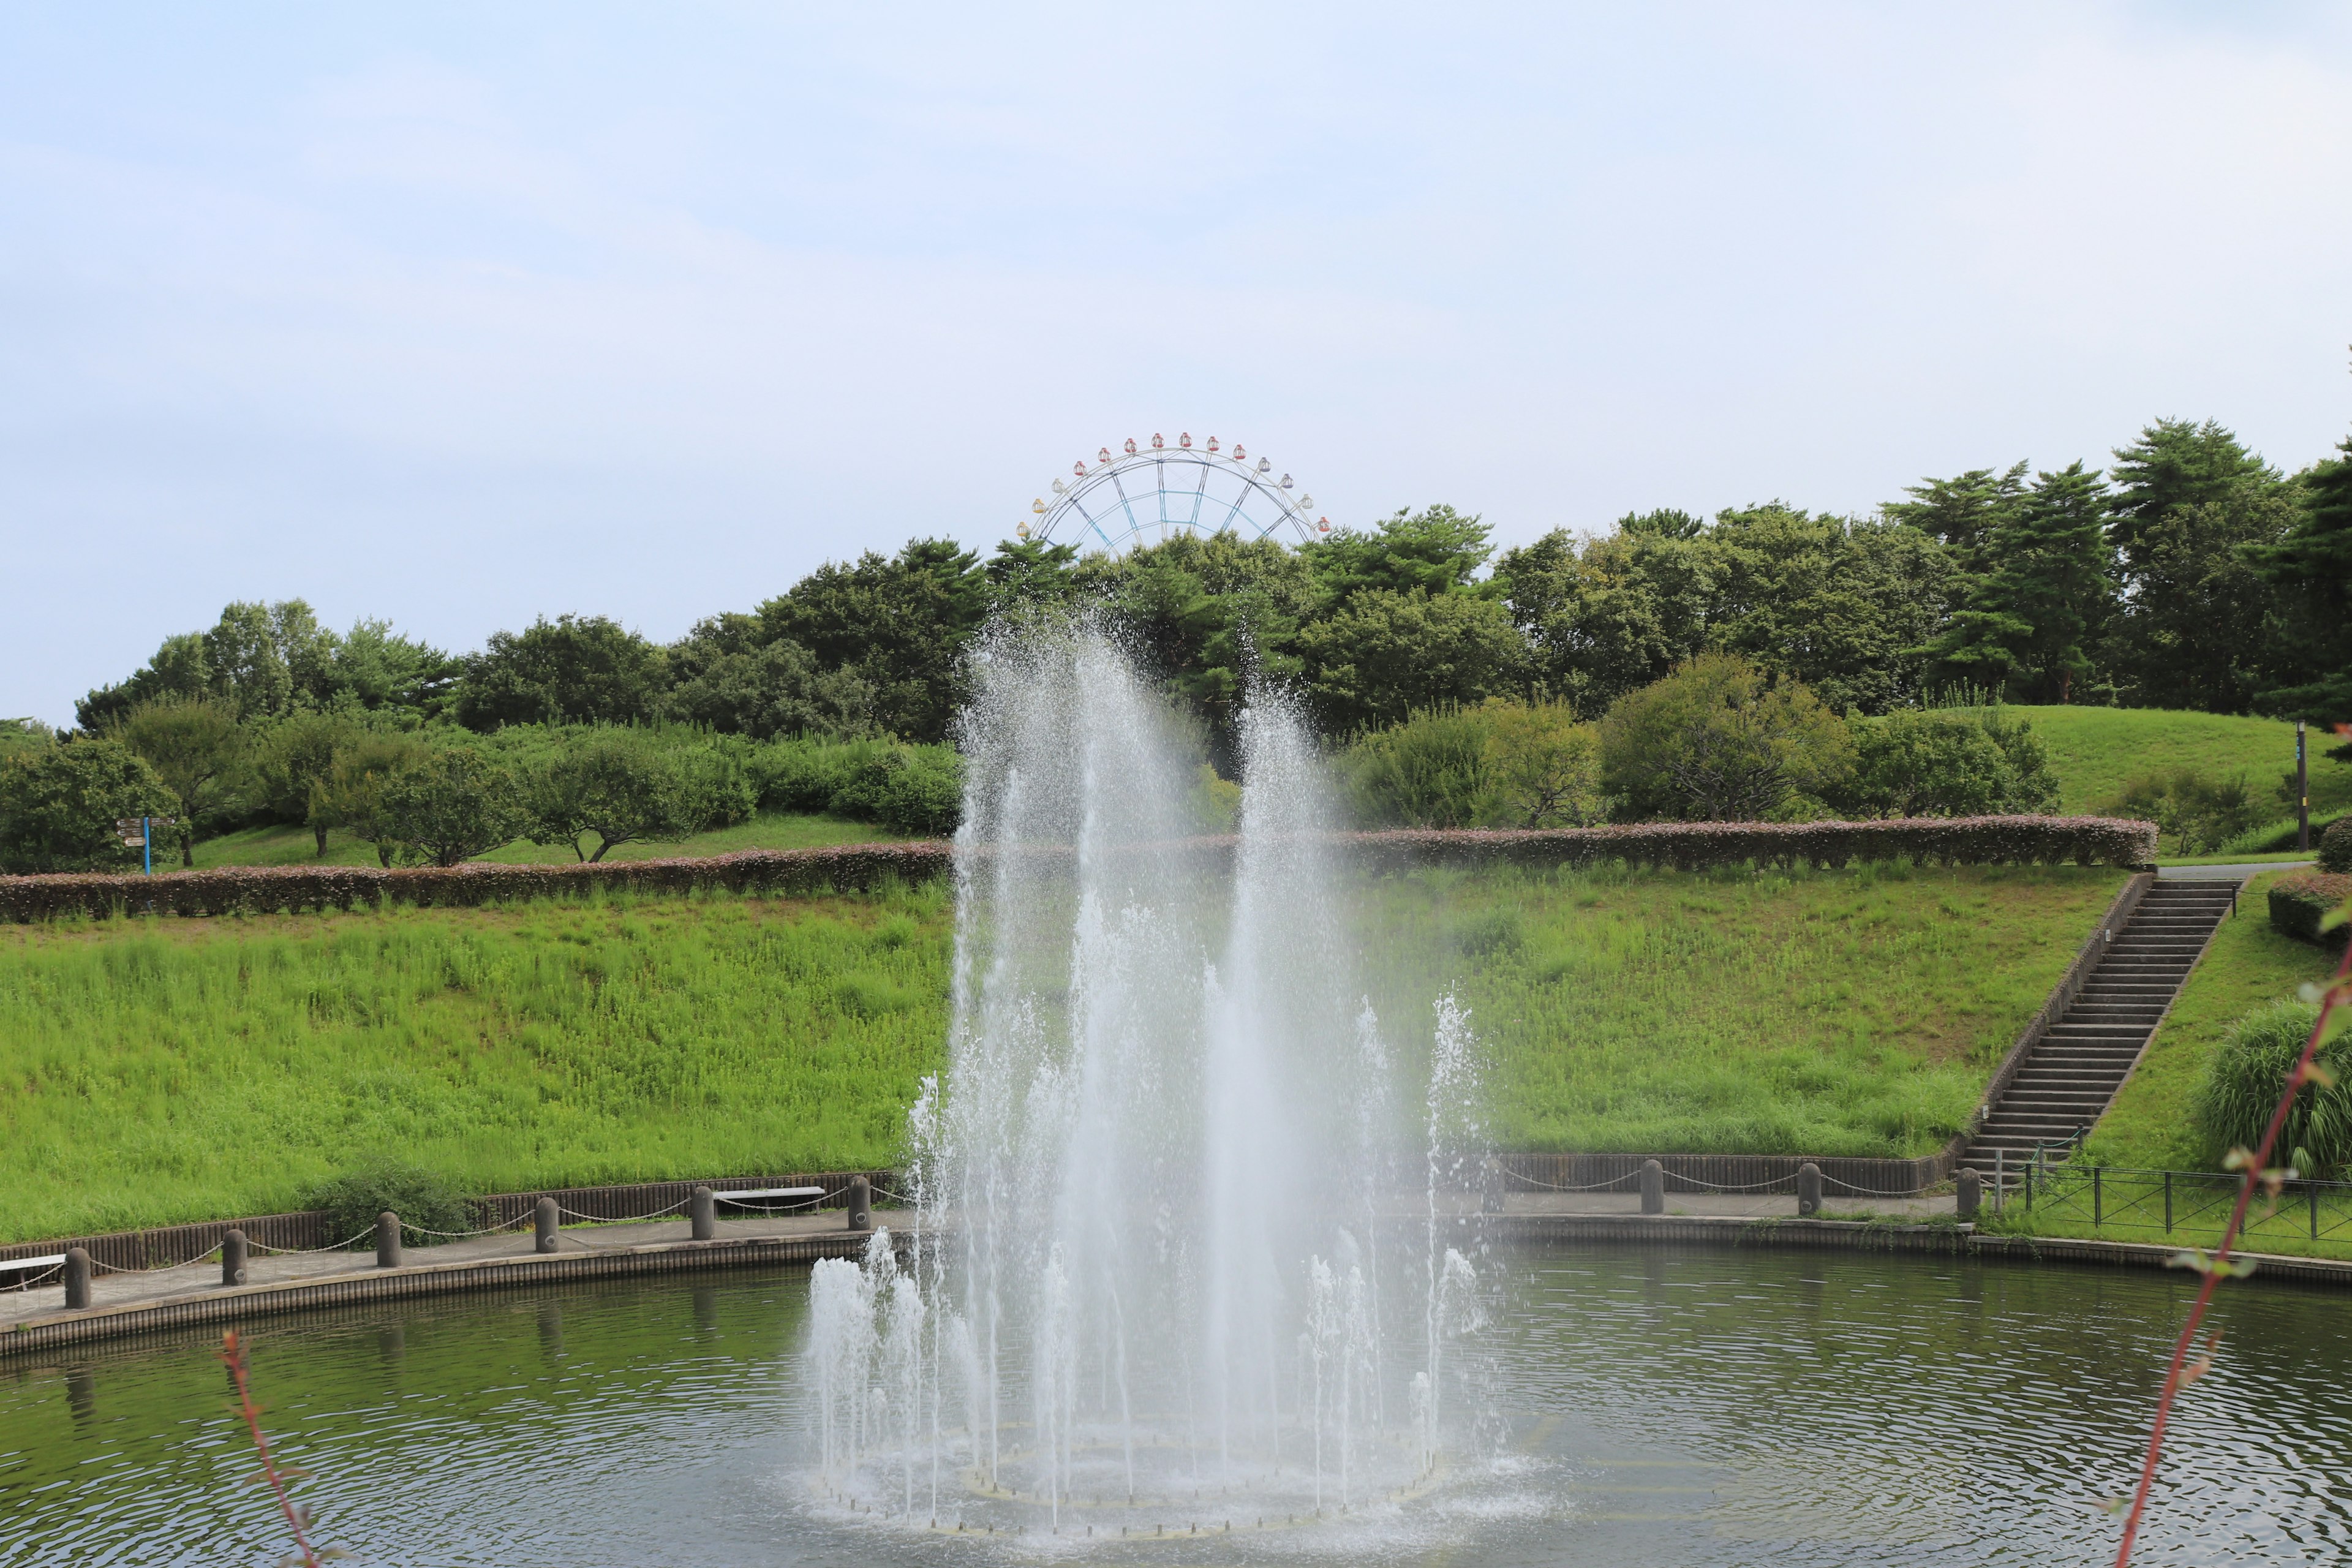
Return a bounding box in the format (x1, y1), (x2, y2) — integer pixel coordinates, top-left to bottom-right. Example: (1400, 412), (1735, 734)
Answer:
(2269, 872), (2352, 945)
(0, 815), (2154, 924)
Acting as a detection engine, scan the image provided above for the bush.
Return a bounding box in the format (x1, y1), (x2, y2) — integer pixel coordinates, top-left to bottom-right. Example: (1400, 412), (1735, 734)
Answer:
(0, 739), (179, 873)
(2192, 1000), (2352, 1177)
(2100, 767), (2264, 856)
(1842, 707), (2060, 818)
(1345, 700), (1603, 829)
(2268, 872), (2352, 944)
(301, 1158), (477, 1246)
(2318, 816), (2352, 873)
(1598, 654), (1852, 822)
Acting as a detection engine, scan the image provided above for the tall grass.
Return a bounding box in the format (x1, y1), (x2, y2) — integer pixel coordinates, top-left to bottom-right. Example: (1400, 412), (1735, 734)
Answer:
(0, 883), (951, 1241)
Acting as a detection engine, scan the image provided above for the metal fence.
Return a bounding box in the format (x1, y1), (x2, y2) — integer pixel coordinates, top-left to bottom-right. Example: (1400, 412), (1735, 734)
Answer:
(1998, 1163), (2352, 1248)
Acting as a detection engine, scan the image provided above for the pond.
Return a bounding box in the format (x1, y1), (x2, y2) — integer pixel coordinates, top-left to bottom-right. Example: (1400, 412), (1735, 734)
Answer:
(2, 1243), (2346, 1566)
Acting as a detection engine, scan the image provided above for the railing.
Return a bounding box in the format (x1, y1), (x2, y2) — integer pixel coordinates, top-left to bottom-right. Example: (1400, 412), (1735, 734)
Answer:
(2000, 1164), (2352, 1248)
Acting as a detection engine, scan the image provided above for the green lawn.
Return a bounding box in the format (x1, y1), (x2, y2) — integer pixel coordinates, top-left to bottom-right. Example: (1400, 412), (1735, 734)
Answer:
(2085, 870), (2336, 1172)
(1357, 861), (2122, 1162)
(2015, 705), (2352, 820)
(179, 809), (895, 872)
(0, 862), (2124, 1243)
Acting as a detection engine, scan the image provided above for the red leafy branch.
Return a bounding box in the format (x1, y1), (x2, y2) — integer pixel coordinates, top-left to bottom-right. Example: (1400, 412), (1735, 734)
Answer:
(220, 1329), (327, 1568)
(2111, 932), (2352, 1565)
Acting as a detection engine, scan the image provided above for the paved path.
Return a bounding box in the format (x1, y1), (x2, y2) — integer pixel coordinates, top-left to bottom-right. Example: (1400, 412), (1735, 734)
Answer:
(1, 1209), (902, 1333)
(2159, 861), (2306, 880)
(1501, 1191), (1954, 1221)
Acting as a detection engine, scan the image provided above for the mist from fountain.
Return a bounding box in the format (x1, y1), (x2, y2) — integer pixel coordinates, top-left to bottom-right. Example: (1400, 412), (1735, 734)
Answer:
(804, 622), (1488, 1546)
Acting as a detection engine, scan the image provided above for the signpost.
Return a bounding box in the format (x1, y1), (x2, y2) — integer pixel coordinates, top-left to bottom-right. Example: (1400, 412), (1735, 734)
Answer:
(2298, 720), (2310, 854)
(114, 816), (176, 876)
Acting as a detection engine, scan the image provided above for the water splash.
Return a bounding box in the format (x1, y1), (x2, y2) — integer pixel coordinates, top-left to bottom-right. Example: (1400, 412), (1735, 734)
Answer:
(802, 620), (1492, 1544)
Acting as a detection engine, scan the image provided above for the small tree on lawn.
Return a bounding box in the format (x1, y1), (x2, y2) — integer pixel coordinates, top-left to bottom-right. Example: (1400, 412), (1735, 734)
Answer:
(372, 747), (524, 867)
(114, 695), (251, 865)
(0, 740), (179, 873)
(1599, 652), (1852, 821)
(524, 730), (701, 862)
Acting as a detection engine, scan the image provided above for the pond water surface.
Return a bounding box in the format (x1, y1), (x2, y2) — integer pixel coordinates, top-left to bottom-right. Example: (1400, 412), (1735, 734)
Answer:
(2, 1243), (2346, 1566)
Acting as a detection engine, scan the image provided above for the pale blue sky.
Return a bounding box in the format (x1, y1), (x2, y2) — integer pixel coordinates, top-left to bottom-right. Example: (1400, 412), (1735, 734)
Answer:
(4, 2), (2350, 723)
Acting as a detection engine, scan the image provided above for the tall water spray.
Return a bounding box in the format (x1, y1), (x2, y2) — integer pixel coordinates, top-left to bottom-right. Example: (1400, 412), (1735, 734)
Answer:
(804, 623), (1488, 1542)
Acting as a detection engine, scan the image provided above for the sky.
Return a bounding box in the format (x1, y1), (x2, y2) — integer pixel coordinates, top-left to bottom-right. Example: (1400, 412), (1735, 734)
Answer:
(4, 2), (2351, 725)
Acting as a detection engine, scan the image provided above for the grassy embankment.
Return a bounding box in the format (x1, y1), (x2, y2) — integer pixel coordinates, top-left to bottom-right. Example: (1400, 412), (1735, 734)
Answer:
(183, 809), (895, 871)
(0, 862), (2121, 1243)
(2013, 705), (2352, 858)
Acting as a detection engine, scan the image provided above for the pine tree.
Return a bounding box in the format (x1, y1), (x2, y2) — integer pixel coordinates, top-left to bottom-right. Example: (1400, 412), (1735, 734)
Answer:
(2108, 418), (2279, 573)
(1918, 462), (2115, 703)
(1883, 461), (2028, 571)
(2253, 435), (2352, 720)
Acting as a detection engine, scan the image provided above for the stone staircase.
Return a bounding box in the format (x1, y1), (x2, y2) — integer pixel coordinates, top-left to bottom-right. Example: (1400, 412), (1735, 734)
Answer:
(1958, 878), (2240, 1187)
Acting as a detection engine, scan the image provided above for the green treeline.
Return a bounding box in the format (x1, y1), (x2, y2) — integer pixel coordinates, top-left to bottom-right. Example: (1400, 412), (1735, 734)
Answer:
(5, 413), (2350, 872)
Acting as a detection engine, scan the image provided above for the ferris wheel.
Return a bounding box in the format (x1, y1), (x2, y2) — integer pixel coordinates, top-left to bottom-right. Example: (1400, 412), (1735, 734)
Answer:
(1019, 434), (1331, 552)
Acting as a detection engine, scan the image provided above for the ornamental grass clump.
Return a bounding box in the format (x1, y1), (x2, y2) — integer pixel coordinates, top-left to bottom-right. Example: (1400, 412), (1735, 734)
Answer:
(2192, 1000), (2352, 1178)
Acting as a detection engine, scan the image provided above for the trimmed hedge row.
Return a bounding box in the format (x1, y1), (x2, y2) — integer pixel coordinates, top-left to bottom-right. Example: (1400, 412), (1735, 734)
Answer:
(0, 842), (957, 923)
(0, 815), (2154, 923)
(1343, 815), (2155, 873)
(2269, 872), (2352, 944)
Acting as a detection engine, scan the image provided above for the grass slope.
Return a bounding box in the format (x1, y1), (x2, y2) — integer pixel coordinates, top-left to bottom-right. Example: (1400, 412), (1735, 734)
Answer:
(1358, 862), (2120, 1162)
(183, 809), (894, 872)
(2015, 705), (2352, 819)
(2084, 870), (2336, 1172)
(0, 863), (2123, 1243)
(0, 884), (950, 1242)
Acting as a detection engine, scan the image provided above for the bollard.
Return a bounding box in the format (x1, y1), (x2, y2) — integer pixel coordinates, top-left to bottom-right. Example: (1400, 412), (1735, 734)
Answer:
(692, 1186), (717, 1242)
(1956, 1170), (1981, 1221)
(377, 1212), (402, 1268)
(1639, 1159), (1664, 1215)
(222, 1229), (249, 1287)
(535, 1196), (560, 1254)
(1796, 1162), (1822, 1217)
(64, 1246), (93, 1310)
(847, 1175), (873, 1232)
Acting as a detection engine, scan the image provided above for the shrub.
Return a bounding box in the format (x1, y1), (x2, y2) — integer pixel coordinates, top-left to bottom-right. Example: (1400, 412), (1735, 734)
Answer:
(371, 747), (527, 866)
(301, 1158), (477, 1246)
(824, 746), (964, 836)
(2192, 1000), (2352, 1177)
(2318, 816), (2352, 873)
(1841, 707), (2060, 818)
(2100, 767), (2264, 856)
(1345, 699), (1603, 830)
(1598, 654), (1852, 822)
(0, 739), (179, 874)
(2268, 872), (2352, 944)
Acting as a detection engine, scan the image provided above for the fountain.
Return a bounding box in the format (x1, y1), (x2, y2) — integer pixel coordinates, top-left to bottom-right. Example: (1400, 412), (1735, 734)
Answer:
(802, 621), (1492, 1545)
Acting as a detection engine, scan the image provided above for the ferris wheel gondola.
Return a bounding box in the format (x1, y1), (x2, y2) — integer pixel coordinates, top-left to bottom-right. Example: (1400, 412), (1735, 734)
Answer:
(1018, 436), (1331, 552)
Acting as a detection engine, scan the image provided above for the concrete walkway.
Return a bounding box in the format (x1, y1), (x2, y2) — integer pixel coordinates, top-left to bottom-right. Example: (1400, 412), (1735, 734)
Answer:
(2158, 861), (2306, 880)
(1, 1208), (902, 1334)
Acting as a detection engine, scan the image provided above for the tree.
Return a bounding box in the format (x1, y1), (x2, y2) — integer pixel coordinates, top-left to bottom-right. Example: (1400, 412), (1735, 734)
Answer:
(2253, 434), (2352, 722)
(76, 630), (210, 731)
(1706, 506), (1956, 714)
(114, 696), (250, 864)
(1295, 588), (1525, 734)
(1597, 654), (1853, 821)
(1300, 505), (1494, 606)
(1917, 462), (2115, 703)
(2103, 486), (2296, 712)
(0, 740), (178, 873)
(370, 747), (525, 866)
(0, 718), (53, 755)
(323, 619), (461, 712)
(758, 538), (991, 742)
(1496, 526), (1719, 714)
(1839, 707), (2059, 818)
(2108, 418), (2280, 577)
(1882, 462), (2028, 570)
(252, 707), (363, 854)
(523, 731), (703, 862)
(311, 732), (428, 866)
(663, 634), (879, 741)
(455, 614), (669, 730)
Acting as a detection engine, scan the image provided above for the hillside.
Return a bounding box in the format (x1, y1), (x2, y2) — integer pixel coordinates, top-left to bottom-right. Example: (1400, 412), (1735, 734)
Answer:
(0, 862), (2122, 1242)
(2016, 706), (2352, 821)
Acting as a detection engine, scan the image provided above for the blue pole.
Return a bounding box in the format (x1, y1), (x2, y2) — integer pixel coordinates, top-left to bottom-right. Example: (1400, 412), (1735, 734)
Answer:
(143, 815), (152, 877)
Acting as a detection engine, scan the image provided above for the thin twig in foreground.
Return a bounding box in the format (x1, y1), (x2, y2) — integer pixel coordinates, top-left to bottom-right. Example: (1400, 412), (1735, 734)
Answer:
(221, 1329), (326, 1568)
(2111, 932), (2352, 1566)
